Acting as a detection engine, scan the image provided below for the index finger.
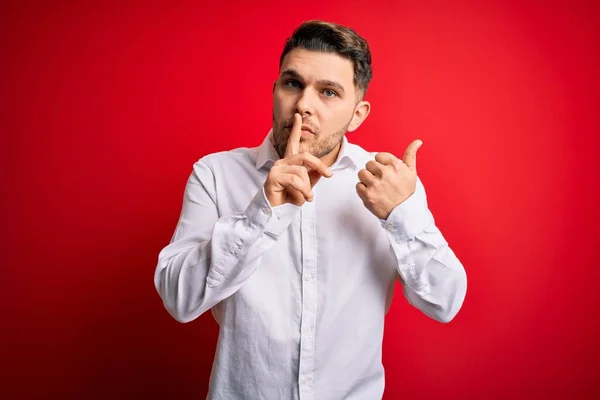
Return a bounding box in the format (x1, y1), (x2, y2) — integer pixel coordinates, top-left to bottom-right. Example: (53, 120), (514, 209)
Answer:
(284, 113), (302, 158)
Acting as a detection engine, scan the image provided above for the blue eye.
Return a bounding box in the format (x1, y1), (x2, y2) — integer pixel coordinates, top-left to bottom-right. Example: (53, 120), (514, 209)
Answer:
(323, 89), (337, 97)
(286, 80), (301, 89)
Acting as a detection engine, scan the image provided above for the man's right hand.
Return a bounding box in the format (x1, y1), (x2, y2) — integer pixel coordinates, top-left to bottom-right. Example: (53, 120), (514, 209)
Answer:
(264, 113), (333, 207)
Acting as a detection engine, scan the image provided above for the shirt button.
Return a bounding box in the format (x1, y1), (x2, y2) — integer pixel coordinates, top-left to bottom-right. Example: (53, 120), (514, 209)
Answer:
(386, 224), (395, 231)
(262, 207), (271, 215)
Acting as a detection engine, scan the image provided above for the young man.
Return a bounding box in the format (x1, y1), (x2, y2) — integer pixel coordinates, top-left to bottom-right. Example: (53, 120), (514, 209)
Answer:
(154, 20), (467, 400)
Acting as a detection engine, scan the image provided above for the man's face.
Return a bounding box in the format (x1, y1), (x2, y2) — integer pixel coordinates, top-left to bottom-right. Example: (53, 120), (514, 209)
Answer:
(272, 48), (363, 159)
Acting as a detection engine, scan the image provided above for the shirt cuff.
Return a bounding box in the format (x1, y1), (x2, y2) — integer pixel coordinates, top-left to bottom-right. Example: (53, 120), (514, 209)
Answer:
(380, 184), (434, 242)
(244, 186), (300, 237)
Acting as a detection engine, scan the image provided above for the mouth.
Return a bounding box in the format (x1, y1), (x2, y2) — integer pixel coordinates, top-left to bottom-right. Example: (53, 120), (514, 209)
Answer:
(285, 124), (316, 135)
(301, 125), (315, 135)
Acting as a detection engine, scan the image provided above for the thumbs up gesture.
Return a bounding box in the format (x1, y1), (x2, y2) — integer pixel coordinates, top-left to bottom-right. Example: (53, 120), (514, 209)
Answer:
(356, 140), (423, 220)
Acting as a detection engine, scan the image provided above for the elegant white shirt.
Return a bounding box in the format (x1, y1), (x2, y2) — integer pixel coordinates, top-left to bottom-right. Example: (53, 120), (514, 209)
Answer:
(154, 130), (467, 400)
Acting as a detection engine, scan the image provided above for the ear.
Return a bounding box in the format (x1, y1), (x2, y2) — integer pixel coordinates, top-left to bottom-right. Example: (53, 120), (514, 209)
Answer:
(346, 100), (371, 132)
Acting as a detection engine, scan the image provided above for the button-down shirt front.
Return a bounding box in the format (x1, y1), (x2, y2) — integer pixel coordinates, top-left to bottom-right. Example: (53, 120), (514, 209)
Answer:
(154, 130), (467, 399)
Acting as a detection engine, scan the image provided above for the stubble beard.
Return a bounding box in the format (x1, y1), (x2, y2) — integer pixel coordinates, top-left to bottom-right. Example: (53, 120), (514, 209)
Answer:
(272, 112), (352, 160)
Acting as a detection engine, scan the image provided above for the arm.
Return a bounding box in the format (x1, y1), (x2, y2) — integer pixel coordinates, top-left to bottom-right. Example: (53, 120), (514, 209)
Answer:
(154, 159), (298, 323)
(381, 177), (467, 323)
(156, 115), (332, 323)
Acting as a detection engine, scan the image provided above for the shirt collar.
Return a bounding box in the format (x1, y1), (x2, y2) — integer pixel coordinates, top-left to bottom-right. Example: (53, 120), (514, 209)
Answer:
(255, 128), (364, 171)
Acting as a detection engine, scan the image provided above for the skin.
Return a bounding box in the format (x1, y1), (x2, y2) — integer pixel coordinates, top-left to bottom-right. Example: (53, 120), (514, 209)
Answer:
(265, 48), (423, 219)
(271, 48), (370, 165)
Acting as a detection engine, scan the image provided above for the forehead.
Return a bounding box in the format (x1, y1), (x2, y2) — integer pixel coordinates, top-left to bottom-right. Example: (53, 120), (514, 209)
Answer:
(280, 48), (355, 86)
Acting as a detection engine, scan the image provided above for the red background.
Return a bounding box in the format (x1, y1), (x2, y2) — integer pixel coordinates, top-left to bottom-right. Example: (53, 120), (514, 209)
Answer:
(2, 0), (599, 399)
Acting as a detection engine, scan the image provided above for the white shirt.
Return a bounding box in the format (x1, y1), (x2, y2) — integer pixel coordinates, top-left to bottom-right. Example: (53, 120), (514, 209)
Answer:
(154, 130), (467, 400)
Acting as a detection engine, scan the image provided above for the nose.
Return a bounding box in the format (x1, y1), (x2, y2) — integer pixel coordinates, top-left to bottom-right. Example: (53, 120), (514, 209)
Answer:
(295, 88), (316, 117)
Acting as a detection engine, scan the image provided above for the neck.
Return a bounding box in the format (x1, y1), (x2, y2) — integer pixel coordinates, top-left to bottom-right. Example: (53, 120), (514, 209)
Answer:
(320, 141), (343, 167)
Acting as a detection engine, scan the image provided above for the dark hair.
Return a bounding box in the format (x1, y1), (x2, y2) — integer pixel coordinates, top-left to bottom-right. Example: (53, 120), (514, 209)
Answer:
(279, 20), (373, 98)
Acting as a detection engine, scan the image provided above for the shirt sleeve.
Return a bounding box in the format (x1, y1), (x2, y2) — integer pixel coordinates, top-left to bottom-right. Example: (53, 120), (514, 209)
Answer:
(154, 159), (300, 323)
(380, 177), (467, 323)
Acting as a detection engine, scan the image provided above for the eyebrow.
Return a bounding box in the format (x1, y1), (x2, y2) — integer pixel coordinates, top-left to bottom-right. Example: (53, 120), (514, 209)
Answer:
(281, 69), (346, 95)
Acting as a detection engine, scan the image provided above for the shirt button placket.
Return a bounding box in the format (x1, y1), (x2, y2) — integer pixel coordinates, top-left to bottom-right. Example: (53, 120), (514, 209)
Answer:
(299, 200), (317, 400)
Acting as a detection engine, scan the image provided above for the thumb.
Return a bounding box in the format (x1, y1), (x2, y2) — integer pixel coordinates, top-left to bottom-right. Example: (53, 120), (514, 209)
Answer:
(403, 140), (423, 171)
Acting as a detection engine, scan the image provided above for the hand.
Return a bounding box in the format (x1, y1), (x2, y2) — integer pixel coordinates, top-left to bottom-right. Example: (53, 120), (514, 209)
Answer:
(265, 113), (333, 207)
(356, 140), (423, 220)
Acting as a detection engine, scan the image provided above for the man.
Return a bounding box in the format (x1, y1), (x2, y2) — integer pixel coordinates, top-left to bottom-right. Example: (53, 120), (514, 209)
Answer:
(154, 20), (467, 400)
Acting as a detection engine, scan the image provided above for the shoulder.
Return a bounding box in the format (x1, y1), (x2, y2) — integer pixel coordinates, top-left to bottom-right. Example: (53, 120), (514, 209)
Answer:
(192, 145), (258, 175)
(343, 139), (381, 170)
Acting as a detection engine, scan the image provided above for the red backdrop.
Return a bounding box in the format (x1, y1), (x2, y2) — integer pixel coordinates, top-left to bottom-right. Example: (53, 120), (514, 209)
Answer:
(2, 0), (599, 398)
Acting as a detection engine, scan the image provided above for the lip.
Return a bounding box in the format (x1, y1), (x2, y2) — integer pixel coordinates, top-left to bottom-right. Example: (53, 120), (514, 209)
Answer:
(301, 125), (315, 134)
(286, 125), (315, 135)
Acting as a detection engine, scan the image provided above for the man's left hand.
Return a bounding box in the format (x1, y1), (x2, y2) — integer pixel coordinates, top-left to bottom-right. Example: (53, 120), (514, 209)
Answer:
(356, 140), (423, 220)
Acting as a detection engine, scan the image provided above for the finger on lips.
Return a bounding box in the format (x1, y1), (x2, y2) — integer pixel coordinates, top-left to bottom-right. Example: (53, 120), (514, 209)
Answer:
(280, 113), (334, 180)
(285, 113), (303, 158)
(275, 113), (333, 204)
